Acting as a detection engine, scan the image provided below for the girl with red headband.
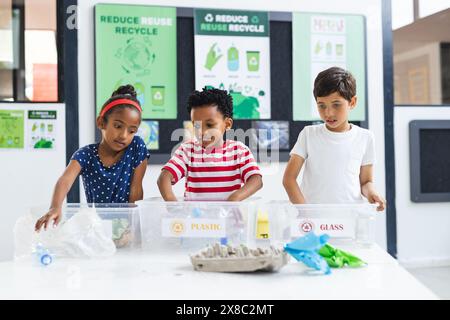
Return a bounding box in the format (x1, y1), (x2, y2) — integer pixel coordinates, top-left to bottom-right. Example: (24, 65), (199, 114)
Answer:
(35, 85), (150, 232)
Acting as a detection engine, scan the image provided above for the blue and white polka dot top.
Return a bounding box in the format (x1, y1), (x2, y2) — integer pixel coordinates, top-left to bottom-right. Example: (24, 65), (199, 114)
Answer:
(71, 135), (149, 203)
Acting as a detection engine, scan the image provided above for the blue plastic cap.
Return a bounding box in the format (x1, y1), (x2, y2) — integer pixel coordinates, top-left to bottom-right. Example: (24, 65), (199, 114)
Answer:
(192, 208), (202, 218)
(40, 254), (52, 266)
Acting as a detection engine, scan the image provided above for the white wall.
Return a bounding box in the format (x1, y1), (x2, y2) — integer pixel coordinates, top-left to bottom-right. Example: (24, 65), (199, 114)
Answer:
(77, 0), (387, 248)
(0, 103), (66, 261)
(394, 107), (450, 267)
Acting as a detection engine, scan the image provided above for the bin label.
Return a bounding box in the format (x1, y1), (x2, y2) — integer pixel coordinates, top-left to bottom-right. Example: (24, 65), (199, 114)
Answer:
(162, 218), (226, 238)
(292, 218), (355, 238)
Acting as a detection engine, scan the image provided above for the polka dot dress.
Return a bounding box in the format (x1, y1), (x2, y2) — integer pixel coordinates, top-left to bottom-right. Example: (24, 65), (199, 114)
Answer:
(71, 135), (150, 203)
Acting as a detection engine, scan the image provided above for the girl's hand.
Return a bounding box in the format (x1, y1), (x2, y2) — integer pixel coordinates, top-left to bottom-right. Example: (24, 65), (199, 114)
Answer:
(35, 208), (62, 232)
(367, 192), (386, 212)
(35, 160), (81, 232)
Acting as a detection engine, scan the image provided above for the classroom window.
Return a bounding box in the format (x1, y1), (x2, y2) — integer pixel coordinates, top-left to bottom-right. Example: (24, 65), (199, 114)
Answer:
(393, 2), (450, 105)
(0, 0), (59, 102)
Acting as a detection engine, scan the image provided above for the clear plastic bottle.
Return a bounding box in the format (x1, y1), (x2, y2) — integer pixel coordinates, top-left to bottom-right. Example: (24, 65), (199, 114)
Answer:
(34, 243), (53, 266)
(179, 208), (206, 251)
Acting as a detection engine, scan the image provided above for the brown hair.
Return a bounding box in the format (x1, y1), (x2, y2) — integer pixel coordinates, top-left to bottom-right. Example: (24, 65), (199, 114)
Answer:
(100, 85), (141, 122)
(313, 67), (356, 102)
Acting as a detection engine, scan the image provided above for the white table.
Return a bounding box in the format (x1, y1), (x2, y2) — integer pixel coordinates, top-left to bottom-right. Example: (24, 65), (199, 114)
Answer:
(0, 245), (437, 300)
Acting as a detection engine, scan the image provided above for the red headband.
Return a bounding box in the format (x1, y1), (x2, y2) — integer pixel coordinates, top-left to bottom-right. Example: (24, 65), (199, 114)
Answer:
(100, 98), (142, 117)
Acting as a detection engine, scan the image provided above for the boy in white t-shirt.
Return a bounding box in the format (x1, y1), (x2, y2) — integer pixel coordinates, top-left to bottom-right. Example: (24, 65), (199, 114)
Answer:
(283, 67), (385, 211)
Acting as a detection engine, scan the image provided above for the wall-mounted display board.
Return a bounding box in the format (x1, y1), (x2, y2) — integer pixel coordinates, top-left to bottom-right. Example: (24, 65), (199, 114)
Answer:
(93, 8), (367, 164)
(95, 4), (177, 119)
(292, 13), (367, 121)
(409, 120), (450, 203)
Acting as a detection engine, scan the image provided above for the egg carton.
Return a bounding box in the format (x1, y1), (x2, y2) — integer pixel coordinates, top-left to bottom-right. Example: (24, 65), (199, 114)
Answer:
(190, 243), (289, 273)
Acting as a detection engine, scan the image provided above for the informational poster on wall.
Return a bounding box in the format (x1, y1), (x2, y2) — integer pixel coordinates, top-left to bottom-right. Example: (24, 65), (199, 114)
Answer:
(194, 9), (271, 119)
(95, 4), (177, 119)
(0, 110), (24, 149)
(292, 13), (366, 121)
(251, 121), (290, 150)
(137, 120), (159, 150)
(27, 110), (57, 149)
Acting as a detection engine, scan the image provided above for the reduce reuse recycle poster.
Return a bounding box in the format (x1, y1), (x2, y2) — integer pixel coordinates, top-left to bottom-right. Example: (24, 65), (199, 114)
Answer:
(95, 4), (177, 119)
(194, 9), (271, 119)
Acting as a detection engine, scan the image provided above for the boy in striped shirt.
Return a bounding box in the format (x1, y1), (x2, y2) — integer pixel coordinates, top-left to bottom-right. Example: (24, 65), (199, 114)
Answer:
(158, 88), (263, 201)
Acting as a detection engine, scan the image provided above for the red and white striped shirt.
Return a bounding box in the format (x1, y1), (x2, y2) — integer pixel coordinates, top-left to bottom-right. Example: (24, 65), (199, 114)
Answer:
(163, 140), (262, 201)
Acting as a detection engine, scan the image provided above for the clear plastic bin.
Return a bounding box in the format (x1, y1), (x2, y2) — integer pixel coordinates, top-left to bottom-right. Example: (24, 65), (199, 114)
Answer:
(137, 198), (258, 253)
(29, 203), (141, 249)
(259, 201), (378, 247)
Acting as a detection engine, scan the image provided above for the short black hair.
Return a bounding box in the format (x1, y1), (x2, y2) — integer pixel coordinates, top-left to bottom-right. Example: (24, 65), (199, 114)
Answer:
(187, 87), (233, 119)
(100, 84), (141, 122)
(313, 67), (356, 102)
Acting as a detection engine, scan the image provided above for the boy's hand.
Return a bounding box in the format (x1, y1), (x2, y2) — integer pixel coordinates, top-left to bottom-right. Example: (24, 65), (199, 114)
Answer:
(227, 193), (242, 202)
(35, 208), (62, 232)
(360, 166), (385, 212)
(164, 195), (179, 202)
(227, 175), (263, 202)
(367, 191), (386, 212)
(157, 169), (179, 202)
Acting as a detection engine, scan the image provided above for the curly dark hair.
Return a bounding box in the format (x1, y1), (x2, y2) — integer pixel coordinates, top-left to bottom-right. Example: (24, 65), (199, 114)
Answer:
(99, 84), (141, 122)
(313, 67), (356, 102)
(187, 87), (233, 119)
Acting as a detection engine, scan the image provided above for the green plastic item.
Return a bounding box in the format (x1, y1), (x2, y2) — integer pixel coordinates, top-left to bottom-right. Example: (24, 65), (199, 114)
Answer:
(318, 244), (367, 268)
(34, 139), (53, 149)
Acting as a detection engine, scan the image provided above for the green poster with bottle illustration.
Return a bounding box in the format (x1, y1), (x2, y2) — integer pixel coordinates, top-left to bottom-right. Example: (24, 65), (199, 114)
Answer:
(194, 9), (271, 119)
(95, 4), (177, 119)
(0, 110), (24, 149)
(292, 13), (366, 121)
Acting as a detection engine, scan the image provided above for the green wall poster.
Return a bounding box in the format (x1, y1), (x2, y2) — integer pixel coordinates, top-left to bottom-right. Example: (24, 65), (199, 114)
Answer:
(293, 13), (366, 121)
(95, 4), (177, 119)
(194, 9), (271, 119)
(0, 110), (24, 149)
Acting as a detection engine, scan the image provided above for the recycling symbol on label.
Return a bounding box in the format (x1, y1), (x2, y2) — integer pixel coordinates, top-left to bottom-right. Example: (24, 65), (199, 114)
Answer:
(205, 14), (214, 22)
(154, 91), (163, 100)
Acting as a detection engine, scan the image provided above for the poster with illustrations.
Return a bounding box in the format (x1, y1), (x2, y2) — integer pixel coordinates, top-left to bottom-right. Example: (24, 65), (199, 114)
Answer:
(293, 13), (366, 121)
(194, 9), (271, 119)
(28, 110), (57, 149)
(137, 120), (159, 150)
(0, 110), (24, 149)
(251, 121), (290, 150)
(95, 4), (177, 119)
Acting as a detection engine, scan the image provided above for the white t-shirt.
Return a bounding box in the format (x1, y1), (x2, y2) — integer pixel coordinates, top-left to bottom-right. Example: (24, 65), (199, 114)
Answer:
(290, 124), (375, 204)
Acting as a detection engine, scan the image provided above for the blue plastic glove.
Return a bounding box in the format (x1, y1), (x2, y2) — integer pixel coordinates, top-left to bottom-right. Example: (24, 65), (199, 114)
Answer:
(285, 232), (330, 251)
(284, 246), (331, 275)
(284, 232), (331, 275)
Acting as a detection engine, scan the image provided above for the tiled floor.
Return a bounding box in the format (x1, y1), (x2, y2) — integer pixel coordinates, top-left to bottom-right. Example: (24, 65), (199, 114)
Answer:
(406, 267), (450, 300)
